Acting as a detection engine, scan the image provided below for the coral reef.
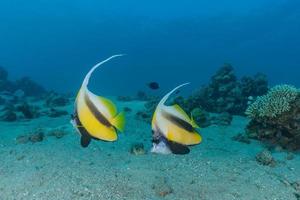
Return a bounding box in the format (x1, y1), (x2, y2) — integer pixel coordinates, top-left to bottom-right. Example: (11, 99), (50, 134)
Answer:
(245, 85), (298, 118)
(0, 92), (19, 106)
(1, 110), (17, 122)
(16, 102), (40, 119)
(191, 108), (211, 127)
(124, 107), (132, 113)
(240, 73), (269, 97)
(0, 66), (46, 97)
(0, 67), (70, 122)
(245, 85), (300, 150)
(210, 112), (233, 126)
(0, 97), (69, 122)
(16, 127), (68, 144)
(1, 103), (18, 122)
(47, 108), (68, 118)
(14, 77), (46, 97)
(183, 64), (268, 115)
(0, 99), (69, 122)
(45, 92), (69, 107)
(136, 94), (233, 127)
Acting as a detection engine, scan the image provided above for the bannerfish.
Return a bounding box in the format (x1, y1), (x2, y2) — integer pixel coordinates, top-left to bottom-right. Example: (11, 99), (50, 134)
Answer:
(71, 55), (125, 148)
(151, 83), (202, 154)
(147, 82), (160, 90)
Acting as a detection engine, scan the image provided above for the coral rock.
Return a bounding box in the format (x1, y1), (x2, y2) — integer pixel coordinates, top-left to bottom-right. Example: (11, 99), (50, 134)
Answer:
(47, 108), (68, 118)
(16, 129), (45, 144)
(246, 85), (300, 150)
(29, 129), (45, 143)
(191, 108), (211, 127)
(47, 129), (68, 139)
(256, 150), (276, 167)
(130, 143), (146, 155)
(15, 77), (46, 97)
(124, 107), (132, 113)
(45, 92), (69, 107)
(16, 135), (30, 144)
(1, 110), (17, 122)
(246, 84), (298, 118)
(210, 112), (233, 126)
(184, 64), (268, 115)
(16, 102), (40, 119)
(0, 80), (16, 93)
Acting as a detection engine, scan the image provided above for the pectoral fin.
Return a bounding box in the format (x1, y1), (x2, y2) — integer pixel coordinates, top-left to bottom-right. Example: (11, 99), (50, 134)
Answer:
(191, 114), (200, 128)
(111, 112), (125, 132)
(98, 96), (117, 116)
(172, 104), (190, 121)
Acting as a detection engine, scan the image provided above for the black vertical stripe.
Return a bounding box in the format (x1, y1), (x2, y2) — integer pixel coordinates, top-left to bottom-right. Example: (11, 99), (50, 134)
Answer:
(84, 94), (112, 127)
(161, 110), (194, 132)
(72, 110), (92, 139)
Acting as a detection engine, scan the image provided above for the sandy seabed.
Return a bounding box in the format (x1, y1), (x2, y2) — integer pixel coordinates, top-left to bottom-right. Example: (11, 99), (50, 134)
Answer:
(0, 99), (299, 200)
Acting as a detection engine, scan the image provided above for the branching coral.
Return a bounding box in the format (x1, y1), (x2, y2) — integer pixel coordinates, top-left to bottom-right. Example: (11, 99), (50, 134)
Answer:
(245, 84), (299, 118)
(245, 84), (300, 150)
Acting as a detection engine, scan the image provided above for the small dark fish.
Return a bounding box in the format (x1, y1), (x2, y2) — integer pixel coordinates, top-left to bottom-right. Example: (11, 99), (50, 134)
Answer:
(147, 82), (160, 90)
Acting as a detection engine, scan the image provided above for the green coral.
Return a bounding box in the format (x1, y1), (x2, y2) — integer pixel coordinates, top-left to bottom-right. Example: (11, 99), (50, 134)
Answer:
(245, 84), (299, 118)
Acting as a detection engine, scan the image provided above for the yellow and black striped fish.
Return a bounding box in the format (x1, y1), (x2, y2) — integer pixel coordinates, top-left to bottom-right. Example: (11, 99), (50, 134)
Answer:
(151, 83), (202, 154)
(71, 55), (125, 147)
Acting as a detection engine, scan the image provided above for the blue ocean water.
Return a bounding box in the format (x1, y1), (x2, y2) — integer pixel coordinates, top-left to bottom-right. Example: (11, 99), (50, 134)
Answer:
(0, 0), (300, 95)
(1, 1), (300, 200)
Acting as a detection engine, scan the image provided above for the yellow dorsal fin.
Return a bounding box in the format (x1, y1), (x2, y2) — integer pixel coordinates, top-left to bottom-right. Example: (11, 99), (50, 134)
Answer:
(98, 96), (117, 116)
(111, 112), (126, 132)
(172, 104), (191, 121)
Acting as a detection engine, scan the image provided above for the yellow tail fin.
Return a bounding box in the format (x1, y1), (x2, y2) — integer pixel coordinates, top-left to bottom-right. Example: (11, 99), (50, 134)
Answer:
(111, 112), (126, 132)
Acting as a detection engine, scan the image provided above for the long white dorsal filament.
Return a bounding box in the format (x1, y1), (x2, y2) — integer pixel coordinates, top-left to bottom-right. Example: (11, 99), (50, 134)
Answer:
(82, 54), (124, 88)
(158, 82), (190, 107)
